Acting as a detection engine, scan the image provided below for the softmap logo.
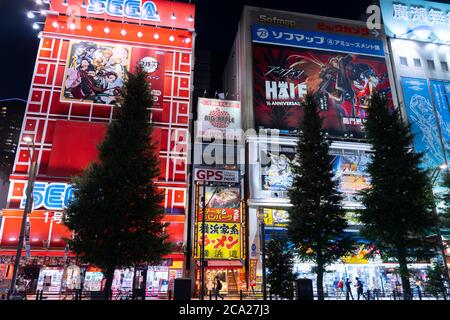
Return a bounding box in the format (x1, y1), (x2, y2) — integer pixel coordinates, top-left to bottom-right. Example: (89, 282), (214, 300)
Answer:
(256, 28), (269, 39)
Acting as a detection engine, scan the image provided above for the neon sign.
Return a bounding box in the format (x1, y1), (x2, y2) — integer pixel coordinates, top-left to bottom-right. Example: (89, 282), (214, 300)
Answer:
(87, 0), (160, 22)
(20, 182), (75, 210)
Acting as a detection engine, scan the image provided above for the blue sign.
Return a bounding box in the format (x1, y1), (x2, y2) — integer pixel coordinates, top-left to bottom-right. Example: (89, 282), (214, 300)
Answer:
(252, 24), (385, 57)
(430, 80), (450, 162)
(20, 182), (75, 210)
(380, 0), (450, 44)
(87, 0), (160, 22)
(401, 77), (444, 169)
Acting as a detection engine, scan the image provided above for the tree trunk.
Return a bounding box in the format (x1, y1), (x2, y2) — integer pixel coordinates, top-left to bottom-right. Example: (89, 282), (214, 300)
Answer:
(103, 267), (115, 300)
(398, 255), (412, 300)
(316, 263), (324, 301)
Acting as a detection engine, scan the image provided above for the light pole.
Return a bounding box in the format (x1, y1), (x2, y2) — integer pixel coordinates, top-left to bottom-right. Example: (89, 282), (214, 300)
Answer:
(430, 163), (450, 294)
(8, 137), (38, 299)
(199, 182), (219, 300)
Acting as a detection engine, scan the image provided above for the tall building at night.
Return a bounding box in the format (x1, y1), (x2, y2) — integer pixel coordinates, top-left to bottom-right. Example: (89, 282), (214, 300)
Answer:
(221, 5), (443, 295)
(0, 100), (26, 210)
(0, 0), (195, 295)
(379, 0), (450, 271)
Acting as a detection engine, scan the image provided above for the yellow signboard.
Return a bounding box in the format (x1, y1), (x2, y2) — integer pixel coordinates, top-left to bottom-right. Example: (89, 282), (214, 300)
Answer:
(196, 222), (241, 260)
(263, 208), (289, 227)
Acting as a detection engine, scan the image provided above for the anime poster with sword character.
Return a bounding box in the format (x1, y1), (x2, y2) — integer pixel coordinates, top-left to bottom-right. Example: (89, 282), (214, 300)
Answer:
(62, 40), (131, 105)
(252, 43), (392, 138)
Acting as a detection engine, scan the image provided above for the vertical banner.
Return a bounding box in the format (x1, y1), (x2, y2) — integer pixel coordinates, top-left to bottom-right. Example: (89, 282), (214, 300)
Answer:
(130, 48), (166, 109)
(430, 80), (450, 161)
(401, 77), (444, 169)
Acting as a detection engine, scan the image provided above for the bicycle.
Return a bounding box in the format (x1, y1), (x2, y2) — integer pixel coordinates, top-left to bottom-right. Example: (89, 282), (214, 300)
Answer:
(114, 289), (132, 300)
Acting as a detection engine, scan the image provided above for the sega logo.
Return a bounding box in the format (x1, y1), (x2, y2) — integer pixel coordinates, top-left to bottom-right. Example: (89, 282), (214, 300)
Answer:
(20, 182), (75, 210)
(87, 0), (160, 22)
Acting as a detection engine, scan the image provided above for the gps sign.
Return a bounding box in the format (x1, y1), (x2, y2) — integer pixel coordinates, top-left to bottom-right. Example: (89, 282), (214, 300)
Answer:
(194, 168), (239, 183)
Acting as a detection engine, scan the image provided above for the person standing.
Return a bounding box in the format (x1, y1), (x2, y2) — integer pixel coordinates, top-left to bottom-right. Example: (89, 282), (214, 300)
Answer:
(355, 277), (364, 300)
(214, 276), (223, 300)
(337, 278), (344, 299)
(345, 278), (353, 300)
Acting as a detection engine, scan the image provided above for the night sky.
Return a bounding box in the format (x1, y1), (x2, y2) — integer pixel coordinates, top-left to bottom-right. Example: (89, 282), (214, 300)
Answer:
(2, 0), (378, 100)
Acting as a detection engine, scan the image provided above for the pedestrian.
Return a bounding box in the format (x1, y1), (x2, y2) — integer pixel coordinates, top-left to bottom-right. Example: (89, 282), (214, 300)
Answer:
(337, 278), (344, 298)
(345, 278), (353, 300)
(355, 277), (364, 300)
(214, 276), (223, 300)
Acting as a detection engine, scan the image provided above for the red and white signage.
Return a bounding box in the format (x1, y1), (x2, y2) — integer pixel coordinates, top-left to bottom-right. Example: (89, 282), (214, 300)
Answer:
(194, 168), (239, 183)
(197, 98), (241, 140)
(50, 0), (195, 30)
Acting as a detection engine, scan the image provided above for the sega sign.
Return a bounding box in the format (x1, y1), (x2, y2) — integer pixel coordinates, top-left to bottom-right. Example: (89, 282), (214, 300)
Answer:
(20, 182), (75, 210)
(87, 0), (160, 22)
(194, 168), (239, 183)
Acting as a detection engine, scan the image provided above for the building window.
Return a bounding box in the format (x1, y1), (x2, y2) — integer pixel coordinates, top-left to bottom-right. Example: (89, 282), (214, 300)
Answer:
(413, 58), (421, 67)
(399, 56), (408, 66)
(427, 60), (435, 70)
(441, 61), (449, 72)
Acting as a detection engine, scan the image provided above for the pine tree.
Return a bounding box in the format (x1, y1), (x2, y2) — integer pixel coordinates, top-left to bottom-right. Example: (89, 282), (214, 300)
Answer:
(425, 262), (447, 299)
(358, 92), (439, 300)
(288, 94), (353, 300)
(64, 67), (170, 299)
(440, 170), (450, 229)
(266, 234), (297, 299)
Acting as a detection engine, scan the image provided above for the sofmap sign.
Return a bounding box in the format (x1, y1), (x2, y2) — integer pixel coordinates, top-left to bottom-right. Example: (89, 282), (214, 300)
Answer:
(87, 0), (160, 22)
(380, 0), (450, 44)
(20, 182), (75, 210)
(252, 24), (385, 57)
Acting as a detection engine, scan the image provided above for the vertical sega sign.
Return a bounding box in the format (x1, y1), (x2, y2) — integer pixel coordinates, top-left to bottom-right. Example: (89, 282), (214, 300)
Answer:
(87, 0), (160, 22)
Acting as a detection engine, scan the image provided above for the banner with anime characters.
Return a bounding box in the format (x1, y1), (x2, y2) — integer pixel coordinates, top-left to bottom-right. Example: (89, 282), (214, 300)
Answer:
(62, 40), (131, 105)
(329, 153), (371, 207)
(130, 48), (166, 109)
(252, 43), (392, 138)
(260, 148), (295, 191)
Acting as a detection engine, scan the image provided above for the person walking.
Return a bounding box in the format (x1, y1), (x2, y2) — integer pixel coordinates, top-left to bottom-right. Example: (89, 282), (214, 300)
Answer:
(355, 277), (365, 300)
(345, 278), (353, 300)
(337, 278), (344, 299)
(214, 276), (223, 300)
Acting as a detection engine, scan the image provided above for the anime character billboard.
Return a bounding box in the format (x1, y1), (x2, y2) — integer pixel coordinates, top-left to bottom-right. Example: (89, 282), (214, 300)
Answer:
(62, 40), (131, 105)
(252, 43), (392, 138)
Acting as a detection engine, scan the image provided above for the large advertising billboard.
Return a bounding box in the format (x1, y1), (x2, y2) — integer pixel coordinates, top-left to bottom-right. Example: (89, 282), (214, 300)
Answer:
(252, 25), (392, 137)
(401, 77), (445, 169)
(62, 40), (131, 105)
(430, 80), (450, 161)
(196, 98), (241, 140)
(329, 153), (371, 206)
(260, 148), (295, 191)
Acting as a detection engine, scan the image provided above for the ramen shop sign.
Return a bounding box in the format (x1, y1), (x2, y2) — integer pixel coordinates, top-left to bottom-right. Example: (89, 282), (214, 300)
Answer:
(87, 0), (160, 22)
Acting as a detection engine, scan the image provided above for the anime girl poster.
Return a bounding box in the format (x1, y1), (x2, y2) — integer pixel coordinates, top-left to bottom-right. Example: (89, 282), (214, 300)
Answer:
(252, 43), (393, 138)
(62, 40), (131, 105)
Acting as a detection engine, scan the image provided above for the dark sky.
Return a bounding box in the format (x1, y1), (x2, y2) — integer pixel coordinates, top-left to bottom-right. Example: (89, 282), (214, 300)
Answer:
(2, 0), (377, 100)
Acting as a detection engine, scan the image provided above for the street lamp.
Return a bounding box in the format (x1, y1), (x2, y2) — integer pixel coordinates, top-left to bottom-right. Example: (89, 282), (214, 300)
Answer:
(8, 137), (38, 299)
(430, 163), (450, 294)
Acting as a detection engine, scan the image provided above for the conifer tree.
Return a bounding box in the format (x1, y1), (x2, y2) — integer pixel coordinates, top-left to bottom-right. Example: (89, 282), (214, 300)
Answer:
(64, 67), (170, 299)
(440, 170), (450, 229)
(358, 93), (439, 300)
(425, 262), (447, 299)
(288, 94), (353, 300)
(266, 234), (297, 299)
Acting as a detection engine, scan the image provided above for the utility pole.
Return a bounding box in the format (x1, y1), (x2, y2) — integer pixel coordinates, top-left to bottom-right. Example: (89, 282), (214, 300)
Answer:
(8, 137), (37, 299)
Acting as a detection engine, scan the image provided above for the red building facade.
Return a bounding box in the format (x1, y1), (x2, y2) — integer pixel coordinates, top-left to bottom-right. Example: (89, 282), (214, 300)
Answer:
(0, 0), (194, 293)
